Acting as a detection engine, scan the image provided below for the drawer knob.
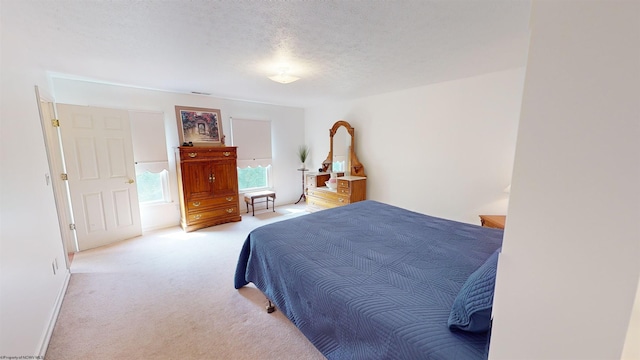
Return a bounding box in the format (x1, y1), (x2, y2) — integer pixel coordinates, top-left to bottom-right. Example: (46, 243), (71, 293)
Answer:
(226, 197), (233, 201)
(226, 208), (234, 213)
(223, 152), (231, 157)
(193, 214), (202, 220)
(339, 198), (344, 203)
(193, 201), (201, 207)
(188, 152), (197, 158)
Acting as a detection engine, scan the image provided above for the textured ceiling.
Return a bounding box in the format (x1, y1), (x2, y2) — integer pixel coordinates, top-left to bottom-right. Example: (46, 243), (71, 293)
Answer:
(2, 0), (531, 108)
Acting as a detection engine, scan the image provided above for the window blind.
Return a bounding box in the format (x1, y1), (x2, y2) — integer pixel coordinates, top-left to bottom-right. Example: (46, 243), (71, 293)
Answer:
(129, 110), (168, 173)
(231, 118), (272, 168)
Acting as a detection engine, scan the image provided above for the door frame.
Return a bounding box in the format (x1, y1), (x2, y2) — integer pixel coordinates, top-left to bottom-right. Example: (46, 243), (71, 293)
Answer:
(35, 86), (77, 267)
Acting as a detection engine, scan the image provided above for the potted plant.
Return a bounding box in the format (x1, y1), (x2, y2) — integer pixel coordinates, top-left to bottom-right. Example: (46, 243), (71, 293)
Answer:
(298, 145), (310, 168)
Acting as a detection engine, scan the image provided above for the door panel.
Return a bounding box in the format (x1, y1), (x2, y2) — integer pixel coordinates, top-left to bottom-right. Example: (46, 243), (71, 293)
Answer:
(57, 104), (142, 251)
(83, 192), (107, 233)
(76, 137), (99, 179)
(113, 189), (134, 227)
(106, 138), (127, 177)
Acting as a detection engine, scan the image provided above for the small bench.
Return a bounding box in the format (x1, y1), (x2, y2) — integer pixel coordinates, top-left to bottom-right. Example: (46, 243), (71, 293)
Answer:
(243, 190), (276, 216)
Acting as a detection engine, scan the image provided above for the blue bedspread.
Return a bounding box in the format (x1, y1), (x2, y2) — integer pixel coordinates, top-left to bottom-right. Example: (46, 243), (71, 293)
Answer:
(234, 200), (503, 359)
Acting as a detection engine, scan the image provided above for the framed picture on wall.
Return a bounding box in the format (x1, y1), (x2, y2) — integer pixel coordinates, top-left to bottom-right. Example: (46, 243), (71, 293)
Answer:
(175, 106), (225, 146)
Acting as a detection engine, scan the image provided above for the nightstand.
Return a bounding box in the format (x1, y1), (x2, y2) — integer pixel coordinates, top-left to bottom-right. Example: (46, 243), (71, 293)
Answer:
(479, 215), (506, 230)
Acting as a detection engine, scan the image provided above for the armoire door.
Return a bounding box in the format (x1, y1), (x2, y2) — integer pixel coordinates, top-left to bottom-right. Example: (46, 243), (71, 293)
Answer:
(210, 159), (239, 197)
(182, 161), (215, 201)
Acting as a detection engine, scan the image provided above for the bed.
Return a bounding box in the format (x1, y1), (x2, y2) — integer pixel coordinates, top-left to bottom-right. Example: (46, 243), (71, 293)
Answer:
(234, 200), (503, 359)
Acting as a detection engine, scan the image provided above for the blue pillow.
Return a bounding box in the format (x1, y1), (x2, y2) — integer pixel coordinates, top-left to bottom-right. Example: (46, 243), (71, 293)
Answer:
(448, 247), (501, 333)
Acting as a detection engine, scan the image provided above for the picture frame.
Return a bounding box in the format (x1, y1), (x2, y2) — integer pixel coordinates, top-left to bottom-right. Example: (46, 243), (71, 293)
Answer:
(175, 106), (224, 146)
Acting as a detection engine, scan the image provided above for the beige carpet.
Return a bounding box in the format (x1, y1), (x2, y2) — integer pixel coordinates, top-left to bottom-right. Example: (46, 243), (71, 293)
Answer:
(45, 204), (326, 360)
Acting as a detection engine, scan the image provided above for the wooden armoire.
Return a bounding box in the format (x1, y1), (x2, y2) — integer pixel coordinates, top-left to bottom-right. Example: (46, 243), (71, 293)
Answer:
(176, 146), (241, 232)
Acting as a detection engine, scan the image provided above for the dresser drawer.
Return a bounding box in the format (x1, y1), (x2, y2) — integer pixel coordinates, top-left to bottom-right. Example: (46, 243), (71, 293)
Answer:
(306, 195), (343, 209)
(307, 188), (349, 203)
(180, 147), (236, 160)
(306, 188), (324, 198)
(186, 195), (237, 212)
(337, 180), (351, 195)
(337, 179), (350, 190)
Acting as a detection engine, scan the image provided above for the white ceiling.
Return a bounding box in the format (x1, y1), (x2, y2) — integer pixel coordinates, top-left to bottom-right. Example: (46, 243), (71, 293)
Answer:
(3, 0), (531, 108)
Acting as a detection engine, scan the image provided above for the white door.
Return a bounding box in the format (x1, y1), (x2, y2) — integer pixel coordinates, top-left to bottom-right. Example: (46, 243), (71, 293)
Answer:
(57, 104), (142, 251)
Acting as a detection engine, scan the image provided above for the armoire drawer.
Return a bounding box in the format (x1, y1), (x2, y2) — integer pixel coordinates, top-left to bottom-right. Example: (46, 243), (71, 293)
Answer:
(185, 205), (240, 224)
(185, 195), (237, 212)
(179, 148), (237, 160)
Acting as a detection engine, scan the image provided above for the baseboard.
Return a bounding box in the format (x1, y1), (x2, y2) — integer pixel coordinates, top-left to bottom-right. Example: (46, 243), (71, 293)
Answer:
(38, 270), (71, 357)
(142, 222), (181, 232)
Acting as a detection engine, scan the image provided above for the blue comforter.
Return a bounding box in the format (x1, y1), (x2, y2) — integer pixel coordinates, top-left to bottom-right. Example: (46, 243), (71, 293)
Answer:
(235, 200), (503, 359)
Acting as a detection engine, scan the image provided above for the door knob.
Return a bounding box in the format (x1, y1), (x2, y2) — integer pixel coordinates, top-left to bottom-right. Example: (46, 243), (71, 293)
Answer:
(126, 179), (135, 184)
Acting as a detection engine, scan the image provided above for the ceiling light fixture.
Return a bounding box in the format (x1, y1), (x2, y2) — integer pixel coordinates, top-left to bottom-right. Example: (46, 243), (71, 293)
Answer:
(268, 67), (300, 84)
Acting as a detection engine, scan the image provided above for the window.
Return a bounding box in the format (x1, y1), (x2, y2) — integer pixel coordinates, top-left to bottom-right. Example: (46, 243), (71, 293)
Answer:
(129, 111), (171, 204)
(135, 168), (170, 203)
(237, 165), (271, 190)
(137, 171), (164, 202)
(231, 118), (272, 191)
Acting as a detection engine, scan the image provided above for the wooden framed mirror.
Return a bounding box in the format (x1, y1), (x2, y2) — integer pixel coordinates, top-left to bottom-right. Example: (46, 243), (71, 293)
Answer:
(321, 120), (365, 176)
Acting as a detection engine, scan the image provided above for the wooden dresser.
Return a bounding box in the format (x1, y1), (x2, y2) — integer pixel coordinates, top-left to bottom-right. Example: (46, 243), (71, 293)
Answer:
(305, 120), (367, 212)
(306, 173), (366, 212)
(479, 215), (506, 230)
(176, 146), (241, 232)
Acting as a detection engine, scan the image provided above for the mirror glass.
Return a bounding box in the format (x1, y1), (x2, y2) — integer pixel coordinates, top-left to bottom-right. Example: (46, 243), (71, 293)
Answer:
(332, 126), (350, 174)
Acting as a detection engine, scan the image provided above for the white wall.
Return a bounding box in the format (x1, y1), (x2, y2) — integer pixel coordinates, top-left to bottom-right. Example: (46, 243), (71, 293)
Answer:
(52, 78), (306, 230)
(306, 68), (525, 224)
(490, 1), (640, 359)
(0, 12), (70, 357)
